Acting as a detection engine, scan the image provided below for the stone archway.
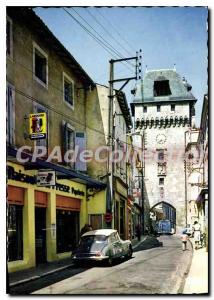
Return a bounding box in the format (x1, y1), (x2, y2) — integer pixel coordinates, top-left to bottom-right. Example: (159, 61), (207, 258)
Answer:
(150, 201), (176, 230)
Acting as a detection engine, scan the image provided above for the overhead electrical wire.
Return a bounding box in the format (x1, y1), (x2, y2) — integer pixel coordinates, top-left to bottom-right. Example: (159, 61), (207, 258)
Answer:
(63, 8), (135, 73)
(8, 84), (143, 150)
(85, 8), (133, 58)
(95, 8), (136, 53)
(31, 8), (138, 89)
(6, 10), (144, 154)
(63, 8), (120, 60)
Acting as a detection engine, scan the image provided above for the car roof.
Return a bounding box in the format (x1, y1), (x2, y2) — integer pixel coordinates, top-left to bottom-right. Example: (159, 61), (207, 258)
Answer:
(82, 229), (117, 237)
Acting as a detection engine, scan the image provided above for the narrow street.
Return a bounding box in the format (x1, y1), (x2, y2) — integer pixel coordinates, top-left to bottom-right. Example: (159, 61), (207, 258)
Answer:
(9, 235), (192, 295)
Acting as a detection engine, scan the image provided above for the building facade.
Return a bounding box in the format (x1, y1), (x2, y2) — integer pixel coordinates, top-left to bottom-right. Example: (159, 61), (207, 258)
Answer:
(131, 69), (197, 232)
(6, 7), (106, 272)
(185, 95), (208, 248)
(86, 84), (135, 239)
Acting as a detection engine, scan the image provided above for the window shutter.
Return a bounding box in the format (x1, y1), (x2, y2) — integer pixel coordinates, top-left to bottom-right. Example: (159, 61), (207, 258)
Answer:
(75, 132), (87, 172)
(61, 122), (75, 169)
(6, 83), (15, 145)
(6, 20), (11, 56)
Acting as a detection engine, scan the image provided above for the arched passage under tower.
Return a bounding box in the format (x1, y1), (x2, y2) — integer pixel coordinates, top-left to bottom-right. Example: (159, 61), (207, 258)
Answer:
(150, 201), (176, 231)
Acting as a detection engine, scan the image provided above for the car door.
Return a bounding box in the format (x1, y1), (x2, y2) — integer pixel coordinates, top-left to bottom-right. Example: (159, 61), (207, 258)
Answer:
(109, 233), (120, 258)
(115, 232), (125, 256)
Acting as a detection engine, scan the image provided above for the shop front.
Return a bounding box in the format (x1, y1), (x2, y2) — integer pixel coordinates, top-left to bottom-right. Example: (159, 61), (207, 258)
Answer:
(7, 162), (87, 273)
(196, 188), (208, 250)
(127, 196), (134, 240)
(114, 178), (128, 239)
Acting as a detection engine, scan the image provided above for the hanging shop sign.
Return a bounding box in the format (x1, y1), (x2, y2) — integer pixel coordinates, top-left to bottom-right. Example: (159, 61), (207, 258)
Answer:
(132, 188), (141, 198)
(29, 112), (47, 140)
(37, 169), (56, 187)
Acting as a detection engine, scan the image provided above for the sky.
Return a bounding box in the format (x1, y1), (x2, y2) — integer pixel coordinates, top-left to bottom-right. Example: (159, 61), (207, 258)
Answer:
(34, 6), (208, 126)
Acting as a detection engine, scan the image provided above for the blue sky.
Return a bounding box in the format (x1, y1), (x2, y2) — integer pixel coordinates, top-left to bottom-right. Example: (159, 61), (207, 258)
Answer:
(34, 6), (208, 126)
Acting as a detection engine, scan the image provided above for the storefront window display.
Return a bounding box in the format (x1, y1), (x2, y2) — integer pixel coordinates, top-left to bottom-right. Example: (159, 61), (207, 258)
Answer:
(56, 210), (79, 253)
(7, 204), (23, 261)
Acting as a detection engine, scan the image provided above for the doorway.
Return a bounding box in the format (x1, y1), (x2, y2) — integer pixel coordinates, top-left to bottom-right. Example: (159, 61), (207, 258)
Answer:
(35, 207), (47, 264)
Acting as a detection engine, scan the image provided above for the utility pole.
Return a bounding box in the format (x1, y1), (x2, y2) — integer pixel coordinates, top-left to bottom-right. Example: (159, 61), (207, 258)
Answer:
(108, 59), (114, 228)
(108, 51), (142, 230)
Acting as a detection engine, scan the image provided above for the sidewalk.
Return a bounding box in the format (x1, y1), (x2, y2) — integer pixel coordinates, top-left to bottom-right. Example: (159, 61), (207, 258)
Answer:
(8, 235), (147, 288)
(183, 238), (208, 294)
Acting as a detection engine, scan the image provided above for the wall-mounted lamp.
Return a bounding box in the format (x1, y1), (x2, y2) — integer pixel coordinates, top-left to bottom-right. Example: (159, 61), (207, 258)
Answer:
(99, 172), (111, 180)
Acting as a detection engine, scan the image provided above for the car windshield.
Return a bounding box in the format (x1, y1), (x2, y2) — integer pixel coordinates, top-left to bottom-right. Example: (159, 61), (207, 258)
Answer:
(80, 235), (108, 246)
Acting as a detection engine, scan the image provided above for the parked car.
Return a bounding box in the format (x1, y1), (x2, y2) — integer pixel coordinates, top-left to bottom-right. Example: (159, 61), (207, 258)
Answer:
(72, 229), (133, 266)
(183, 225), (193, 237)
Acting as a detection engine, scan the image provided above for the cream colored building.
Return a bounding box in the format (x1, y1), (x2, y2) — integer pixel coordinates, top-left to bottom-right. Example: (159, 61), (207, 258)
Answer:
(131, 69), (197, 232)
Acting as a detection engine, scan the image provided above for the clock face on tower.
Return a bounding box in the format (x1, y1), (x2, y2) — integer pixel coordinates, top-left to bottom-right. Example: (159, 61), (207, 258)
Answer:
(156, 133), (166, 145)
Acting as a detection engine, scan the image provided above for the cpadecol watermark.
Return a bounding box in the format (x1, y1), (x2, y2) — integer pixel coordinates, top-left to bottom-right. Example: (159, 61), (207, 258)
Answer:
(15, 144), (200, 165)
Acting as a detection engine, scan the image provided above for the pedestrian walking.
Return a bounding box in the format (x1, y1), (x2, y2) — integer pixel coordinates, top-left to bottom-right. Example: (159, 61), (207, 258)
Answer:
(181, 229), (189, 251)
(145, 225), (150, 235)
(135, 224), (141, 241)
(192, 221), (201, 250)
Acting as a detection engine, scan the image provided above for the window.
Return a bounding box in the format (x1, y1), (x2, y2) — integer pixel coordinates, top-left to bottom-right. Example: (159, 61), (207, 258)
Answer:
(159, 187), (164, 199)
(158, 162), (166, 176)
(6, 82), (15, 145)
(159, 178), (164, 185)
(143, 106), (147, 113)
(109, 233), (118, 243)
(154, 80), (171, 97)
(158, 150), (164, 161)
(8, 205), (23, 261)
(63, 72), (74, 108)
(75, 132), (87, 172)
(89, 214), (103, 230)
(33, 42), (48, 87)
(7, 17), (13, 58)
(62, 122), (75, 169)
(171, 104), (175, 111)
(116, 141), (125, 177)
(157, 105), (161, 112)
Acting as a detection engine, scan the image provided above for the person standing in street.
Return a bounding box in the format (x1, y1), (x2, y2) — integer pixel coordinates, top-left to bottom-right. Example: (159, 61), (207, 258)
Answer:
(135, 224), (142, 241)
(181, 229), (189, 251)
(80, 224), (93, 236)
(193, 221), (201, 250)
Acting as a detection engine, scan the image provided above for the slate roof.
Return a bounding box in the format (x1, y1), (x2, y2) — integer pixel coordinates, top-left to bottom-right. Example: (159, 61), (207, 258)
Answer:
(133, 69), (197, 104)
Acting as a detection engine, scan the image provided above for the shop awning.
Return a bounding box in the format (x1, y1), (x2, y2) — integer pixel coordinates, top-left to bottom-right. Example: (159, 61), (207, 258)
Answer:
(7, 146), (106, 189)
(196, 188), (208, 203)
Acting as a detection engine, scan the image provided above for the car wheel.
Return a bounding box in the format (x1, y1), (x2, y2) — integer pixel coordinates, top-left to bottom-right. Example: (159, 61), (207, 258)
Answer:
(107, 256), (113, 266)
(126, 246), (133, 259)
(73, 261), (81, 267)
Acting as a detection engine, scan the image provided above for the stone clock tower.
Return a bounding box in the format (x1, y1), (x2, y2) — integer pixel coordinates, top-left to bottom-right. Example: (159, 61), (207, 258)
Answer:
(131, 69), (197, 231)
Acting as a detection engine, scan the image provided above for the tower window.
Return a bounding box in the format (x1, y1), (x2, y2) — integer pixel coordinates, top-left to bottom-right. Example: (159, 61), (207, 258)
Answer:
(159, 178), (164, 185)
(158, 150), (164, 161)
(157, 105), (161, 112)
(154, 80), (171, 97)
(171, 104), (175, 111)
(143, 106), (147, 113)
